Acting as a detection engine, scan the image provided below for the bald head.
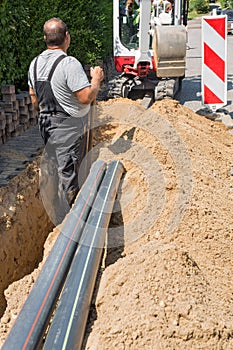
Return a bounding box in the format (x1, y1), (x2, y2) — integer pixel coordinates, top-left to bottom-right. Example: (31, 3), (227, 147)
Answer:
(43, 18), (68, 47)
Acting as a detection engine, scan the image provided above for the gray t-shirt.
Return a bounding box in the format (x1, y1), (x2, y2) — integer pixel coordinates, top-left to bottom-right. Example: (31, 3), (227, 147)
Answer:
(28, 50), (91, 118)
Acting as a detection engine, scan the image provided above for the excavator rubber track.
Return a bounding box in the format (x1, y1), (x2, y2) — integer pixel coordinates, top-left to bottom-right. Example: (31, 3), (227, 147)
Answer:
(108, 74), (182, 107)
(155, 78), (181, 100)
(107, 74), (130, 99)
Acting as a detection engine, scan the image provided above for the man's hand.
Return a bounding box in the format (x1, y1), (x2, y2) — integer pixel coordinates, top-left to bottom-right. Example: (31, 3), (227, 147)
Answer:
(90, 66), (104, 84)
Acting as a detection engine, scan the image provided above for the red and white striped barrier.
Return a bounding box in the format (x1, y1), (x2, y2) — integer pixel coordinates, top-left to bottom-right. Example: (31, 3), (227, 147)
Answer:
(202, 16), (227, 111)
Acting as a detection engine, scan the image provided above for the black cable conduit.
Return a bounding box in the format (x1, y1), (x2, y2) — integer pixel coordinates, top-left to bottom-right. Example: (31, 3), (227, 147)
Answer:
(2, 159), (107, 350)
(43, 160), (124, 350)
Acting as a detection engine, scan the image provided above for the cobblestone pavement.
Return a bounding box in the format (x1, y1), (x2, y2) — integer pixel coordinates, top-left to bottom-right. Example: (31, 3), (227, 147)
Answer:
(0, 125), (44, 187)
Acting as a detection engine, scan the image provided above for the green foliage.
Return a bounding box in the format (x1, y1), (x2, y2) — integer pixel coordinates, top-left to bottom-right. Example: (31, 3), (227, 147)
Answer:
(188, 0), (196, 13)
(0, 0), (113, 91)
(189, 0), (209, 14)
(0, 1), (30, 87)
(219, 0), (233, 9)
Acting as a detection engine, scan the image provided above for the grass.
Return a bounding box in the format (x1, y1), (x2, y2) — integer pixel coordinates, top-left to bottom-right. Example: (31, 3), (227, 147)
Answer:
(188, 9), (210, 19)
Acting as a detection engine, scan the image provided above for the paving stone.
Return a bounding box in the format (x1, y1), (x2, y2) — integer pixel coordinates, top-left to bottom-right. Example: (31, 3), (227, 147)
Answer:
(1, 85), (15, 94)
(16, 94), (26, 106)
(0, 179), (9, 186)
(19, 106), (29, 115)
(13, 100), (19, 110)
(5, 113), (13, 124)
(12, 110), (18, 121)
(2, 102), (14, 113)
(6, 124), (15, 133)
(0, 110), (6, 120)
(0, 120), (6, 130)
(2, 93), (16, 102)
(220, 114), (233, 129)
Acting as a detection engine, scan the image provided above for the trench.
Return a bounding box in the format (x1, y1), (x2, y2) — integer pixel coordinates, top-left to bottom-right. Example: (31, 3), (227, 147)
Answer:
(0, 156), (54, 317)
(0, 117), (123, 326)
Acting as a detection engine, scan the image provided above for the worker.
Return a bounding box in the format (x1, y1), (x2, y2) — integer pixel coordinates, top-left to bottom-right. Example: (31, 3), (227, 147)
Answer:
(124, 0), (140, 39)
(153, 0), (173, 13)
(125, 0), (134, 15)
(28, 17), (104, 225)
(164, 0), (172, 12)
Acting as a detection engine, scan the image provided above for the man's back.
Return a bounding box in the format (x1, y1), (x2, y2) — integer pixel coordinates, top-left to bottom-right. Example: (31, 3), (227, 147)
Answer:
(29, 50), (90, 118)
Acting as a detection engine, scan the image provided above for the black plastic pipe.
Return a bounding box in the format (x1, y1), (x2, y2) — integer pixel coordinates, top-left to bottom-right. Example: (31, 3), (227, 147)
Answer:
(2, 159), (107, 350)
(43, 160), (124, 350)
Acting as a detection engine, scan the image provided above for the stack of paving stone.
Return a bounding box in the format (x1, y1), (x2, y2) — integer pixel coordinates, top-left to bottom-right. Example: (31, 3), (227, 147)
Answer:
(0, 109), (6, 145)
(0, 85), (38, 144)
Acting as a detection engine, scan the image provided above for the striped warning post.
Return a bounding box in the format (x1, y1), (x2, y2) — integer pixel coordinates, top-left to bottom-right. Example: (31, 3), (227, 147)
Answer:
(202, 16), (227, 111)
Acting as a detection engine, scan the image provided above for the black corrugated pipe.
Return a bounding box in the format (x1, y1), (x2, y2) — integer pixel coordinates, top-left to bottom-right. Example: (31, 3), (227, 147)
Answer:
(2, 159), (107, 350)
(43, 160), (124, 350)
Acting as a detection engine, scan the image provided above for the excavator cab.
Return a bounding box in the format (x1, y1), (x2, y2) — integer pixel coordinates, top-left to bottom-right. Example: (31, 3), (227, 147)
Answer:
(110, 0), (188, 104)
(119, 1), (140, 49)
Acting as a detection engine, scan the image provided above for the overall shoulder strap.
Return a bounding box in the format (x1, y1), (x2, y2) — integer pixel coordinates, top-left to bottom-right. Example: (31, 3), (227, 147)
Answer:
(48, 54), (66, 81)
(33, 56), (40, 82)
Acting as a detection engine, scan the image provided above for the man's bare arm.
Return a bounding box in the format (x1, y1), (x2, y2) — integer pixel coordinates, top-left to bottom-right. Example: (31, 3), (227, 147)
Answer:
(29, 87), (39, 111)
(74, 66), (104, 105)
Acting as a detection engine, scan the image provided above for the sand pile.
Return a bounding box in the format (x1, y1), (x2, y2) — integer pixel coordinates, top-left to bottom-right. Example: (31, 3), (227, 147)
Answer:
(0, 99), (232, 349)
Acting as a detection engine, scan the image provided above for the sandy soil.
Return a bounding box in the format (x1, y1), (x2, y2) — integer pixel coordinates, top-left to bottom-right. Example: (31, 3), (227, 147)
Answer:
(0, 99), (233, 349)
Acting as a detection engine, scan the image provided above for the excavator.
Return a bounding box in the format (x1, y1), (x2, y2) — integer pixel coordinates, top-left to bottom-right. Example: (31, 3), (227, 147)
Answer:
(108, 0), (189, 107)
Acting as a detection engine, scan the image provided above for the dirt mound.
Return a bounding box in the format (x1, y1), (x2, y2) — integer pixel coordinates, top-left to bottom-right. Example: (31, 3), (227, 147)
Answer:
(0, 99), (233, 349)
(86, 244), (232, 350)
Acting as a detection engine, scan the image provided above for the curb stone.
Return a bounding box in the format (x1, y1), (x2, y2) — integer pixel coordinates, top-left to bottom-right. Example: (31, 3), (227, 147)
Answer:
(196, 108), (233, 129)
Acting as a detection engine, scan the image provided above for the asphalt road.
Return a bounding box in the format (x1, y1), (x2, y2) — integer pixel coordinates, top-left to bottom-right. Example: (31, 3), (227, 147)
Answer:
(179, 16), (233, 120)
